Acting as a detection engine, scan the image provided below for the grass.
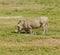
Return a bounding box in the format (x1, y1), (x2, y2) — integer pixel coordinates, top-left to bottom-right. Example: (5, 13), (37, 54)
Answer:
(0, 0), (60, 55)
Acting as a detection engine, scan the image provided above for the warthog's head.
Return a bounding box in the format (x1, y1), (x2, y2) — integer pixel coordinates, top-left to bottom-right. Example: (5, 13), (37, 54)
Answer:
(16, 20), (25, 33)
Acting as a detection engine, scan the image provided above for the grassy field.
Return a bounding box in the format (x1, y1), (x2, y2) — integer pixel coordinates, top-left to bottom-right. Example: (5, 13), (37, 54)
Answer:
(0, 0), (60, 55)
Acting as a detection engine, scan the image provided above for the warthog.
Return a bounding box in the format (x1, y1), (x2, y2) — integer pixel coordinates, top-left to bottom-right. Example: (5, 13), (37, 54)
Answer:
(15, 16), (48, 34)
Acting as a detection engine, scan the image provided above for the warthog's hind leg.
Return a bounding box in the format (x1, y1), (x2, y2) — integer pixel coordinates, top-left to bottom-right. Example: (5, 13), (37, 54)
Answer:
(42, 24), (47, 34)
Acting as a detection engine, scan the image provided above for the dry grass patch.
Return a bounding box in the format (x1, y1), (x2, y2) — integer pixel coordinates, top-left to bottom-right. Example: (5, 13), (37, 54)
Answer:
(0, 39), (60, 47)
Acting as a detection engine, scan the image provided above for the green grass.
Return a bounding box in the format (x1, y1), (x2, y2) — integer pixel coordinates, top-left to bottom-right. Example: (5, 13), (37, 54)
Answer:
(0, 0), (60, 55)
(0, 0), (60, 7)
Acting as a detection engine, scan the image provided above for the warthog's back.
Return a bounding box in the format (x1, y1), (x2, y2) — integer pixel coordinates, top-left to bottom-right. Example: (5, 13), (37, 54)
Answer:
(37, 16), (48, 24)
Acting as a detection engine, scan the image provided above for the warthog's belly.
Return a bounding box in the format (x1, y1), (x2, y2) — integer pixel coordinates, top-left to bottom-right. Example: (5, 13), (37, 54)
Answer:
(31, 24), (41, 28)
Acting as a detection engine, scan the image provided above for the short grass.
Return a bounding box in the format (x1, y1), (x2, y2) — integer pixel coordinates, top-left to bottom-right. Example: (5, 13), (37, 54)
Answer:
(0, 0), (60, 55)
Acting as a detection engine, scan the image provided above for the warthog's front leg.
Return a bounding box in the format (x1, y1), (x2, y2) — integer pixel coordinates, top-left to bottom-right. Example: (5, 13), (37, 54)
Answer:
(28, 28), (33, 34)
(28, 28), (36, 35)
(27, 28), (33, 34)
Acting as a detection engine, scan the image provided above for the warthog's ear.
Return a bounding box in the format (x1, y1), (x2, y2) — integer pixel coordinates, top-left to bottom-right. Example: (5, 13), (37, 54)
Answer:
(18, 20), (25, 24)
(18, 20), (21, 24)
